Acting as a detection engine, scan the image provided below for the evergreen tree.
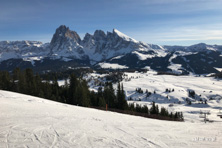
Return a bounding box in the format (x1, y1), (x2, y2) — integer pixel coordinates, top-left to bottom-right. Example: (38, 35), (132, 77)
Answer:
(117, 83), (127, 110)
(98, 97), (106, 107)
(160, 107), (169, 116)
(174, 112), (178, 119)
(18, 71), (27, 94)
(103, 82), (116, 108)
(25, 68), (37, 95)
(97, 87), (103, 106)
(150, 102), (159, 115)
(52, 76), (59, 101)
(90, 91), (98, 106)
(141, 105), (149, 114)
(12, 68), (21, 91)
(79, 79), (90, 107)
(68, 74), (78, 105)
(1, 71), (12, 91)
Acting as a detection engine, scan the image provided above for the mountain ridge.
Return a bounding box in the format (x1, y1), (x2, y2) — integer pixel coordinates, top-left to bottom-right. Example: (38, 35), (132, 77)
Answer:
(0, 25), (222, 74)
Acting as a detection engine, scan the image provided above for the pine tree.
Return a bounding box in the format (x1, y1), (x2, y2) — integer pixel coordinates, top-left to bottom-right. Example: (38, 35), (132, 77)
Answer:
(68, 74), (78, 105)
(1, 71), (11, 90)
(98, 97), (106, 107)
(90, 91), (98, 106)
(52, 76), (59, 101)
(25, 68), (37, 95)
(80, 79), (90, 107)
(103, 82), (116, 108)
(117, 83), (127, 110)
(174, 112), (178, 119)
(18, 71), (27, 94)
(141, 105), (149, 114)
(150, 101), (156, 114)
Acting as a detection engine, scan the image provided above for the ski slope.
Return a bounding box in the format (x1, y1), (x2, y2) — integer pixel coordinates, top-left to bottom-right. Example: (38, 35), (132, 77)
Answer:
(0, 90), (222, 147)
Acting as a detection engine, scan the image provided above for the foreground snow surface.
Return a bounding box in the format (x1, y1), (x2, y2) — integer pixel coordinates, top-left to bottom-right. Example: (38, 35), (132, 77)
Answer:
(0, 90), (221, 148)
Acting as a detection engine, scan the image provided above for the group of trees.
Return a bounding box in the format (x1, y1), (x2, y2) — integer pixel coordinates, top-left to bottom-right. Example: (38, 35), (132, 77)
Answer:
(127, 102), (183, 120)
(165, 88), (174, 93)
(188, 90), (196, 98)
(136, 87), (144, 93)
(0, 68), (184, 121)
(93, 82), (127, 110)
(135, 88), (155, 98)
(0, 68), (127, 109)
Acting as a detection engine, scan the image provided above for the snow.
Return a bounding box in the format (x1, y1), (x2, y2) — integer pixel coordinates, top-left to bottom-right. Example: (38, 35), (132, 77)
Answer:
(0, 41), (49, 62)
(121, 71), (222, 102)
(132, 51), (156, 60)
(168, 53), (183, 74)
(111, 55), (124, 60)
(98, 62), (128, 69)
(214, 67), (222, 72)
(86, 71), (222, 123)
(58, 80), (66, 86)
(168, 64), (183, 74)
(23, 56), (44, 66)
(132, 48), (167, 61)
(113, 29), (138, 43)
(1, 90), (222, 147)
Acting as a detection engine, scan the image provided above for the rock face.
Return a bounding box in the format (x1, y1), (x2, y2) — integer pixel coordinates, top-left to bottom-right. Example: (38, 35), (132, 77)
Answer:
(48, 26), (149, 62)
(81, 29), (150, 62)
(0, 25), (222, 74)
(51, 25), (81, 46)
(49, 25), (85, 59)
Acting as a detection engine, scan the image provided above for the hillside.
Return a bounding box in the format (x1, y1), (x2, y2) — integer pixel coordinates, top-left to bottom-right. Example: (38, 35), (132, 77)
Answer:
(0, 90), (221, 147)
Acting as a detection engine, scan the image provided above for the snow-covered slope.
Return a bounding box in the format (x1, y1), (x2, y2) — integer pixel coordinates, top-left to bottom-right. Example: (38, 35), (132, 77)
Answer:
(164, 43), (222, 52)
(0, 41), (49, 62)
(1, 90), (222, 147)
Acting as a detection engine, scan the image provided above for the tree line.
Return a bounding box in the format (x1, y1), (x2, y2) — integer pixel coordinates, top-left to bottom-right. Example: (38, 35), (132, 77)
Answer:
(0, 68), (183, 121)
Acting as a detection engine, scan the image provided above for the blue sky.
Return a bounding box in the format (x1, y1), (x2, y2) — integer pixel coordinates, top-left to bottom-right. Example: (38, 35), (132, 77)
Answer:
(0, 0), (222, 45)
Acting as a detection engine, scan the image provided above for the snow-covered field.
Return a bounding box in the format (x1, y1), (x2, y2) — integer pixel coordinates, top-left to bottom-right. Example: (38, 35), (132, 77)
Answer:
(85, 71), (222, 122)
(86, 71), (222, 101)
(121, 71), (222, 102)
(0, 90), (222, 147)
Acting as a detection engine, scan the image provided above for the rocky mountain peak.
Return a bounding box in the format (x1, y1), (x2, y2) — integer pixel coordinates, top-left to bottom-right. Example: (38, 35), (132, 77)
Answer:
(93, 30), (106, 41)
(49, 25), (83, 54)
(50, 25), (81, 46)
(82, 33), (93, 43)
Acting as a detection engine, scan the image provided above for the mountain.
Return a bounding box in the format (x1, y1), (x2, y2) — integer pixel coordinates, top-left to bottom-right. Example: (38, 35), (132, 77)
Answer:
(82, 28), (149, 63)
(100, 43), (222, 74)
(0, 40), (48, 62)
(0, 25), (222, 74)
(49, 25), (87, 60)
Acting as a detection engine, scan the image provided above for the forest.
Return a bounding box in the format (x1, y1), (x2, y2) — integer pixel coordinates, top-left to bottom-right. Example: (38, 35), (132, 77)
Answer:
(0, 68), (183, 121)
